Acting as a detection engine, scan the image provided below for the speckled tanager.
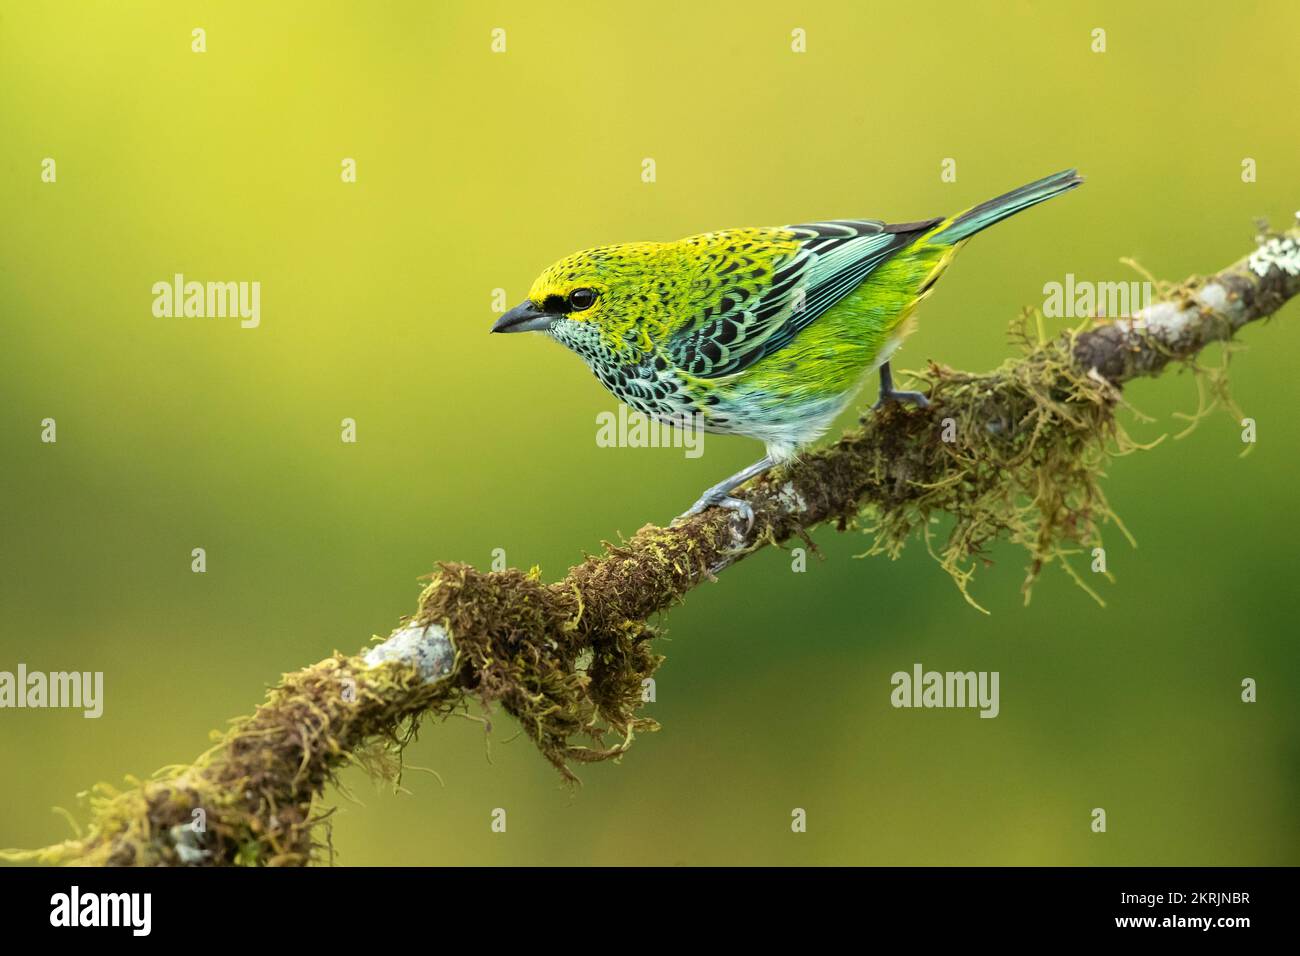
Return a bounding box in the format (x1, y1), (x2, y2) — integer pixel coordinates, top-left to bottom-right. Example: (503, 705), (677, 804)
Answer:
(493, 169), (1082, 523)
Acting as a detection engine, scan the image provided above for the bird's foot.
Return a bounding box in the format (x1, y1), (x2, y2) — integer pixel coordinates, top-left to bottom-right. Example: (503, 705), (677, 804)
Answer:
(872, 388), (930, 412)
(674, 492), (755, 534)
(673, 454), (773, 534)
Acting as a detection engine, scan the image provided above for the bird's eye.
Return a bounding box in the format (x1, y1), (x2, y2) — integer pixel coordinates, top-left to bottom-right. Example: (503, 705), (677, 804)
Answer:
(568, 288), (597, 312)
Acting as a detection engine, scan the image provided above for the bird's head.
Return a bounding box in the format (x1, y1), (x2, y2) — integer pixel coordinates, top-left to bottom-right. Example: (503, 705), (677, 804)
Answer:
(492, 241), (684, 362)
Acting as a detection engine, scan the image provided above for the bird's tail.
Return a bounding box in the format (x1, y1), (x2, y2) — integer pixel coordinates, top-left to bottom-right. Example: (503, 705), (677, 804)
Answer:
(923, 168), (1082, 246)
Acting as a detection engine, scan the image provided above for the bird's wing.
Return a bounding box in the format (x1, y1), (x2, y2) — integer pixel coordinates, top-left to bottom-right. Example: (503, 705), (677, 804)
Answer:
(667, 219), (939, 379)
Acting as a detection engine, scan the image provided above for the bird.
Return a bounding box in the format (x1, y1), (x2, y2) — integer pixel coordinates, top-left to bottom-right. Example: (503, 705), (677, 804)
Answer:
(493, 169), (1082, 526)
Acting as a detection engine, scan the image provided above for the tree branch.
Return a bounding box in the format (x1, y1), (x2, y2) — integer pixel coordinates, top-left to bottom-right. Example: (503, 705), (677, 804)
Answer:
(7, 221), (1298, 866)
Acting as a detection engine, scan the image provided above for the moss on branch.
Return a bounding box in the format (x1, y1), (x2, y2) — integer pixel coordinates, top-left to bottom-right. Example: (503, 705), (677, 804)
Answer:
(5, 222), (1296, 867)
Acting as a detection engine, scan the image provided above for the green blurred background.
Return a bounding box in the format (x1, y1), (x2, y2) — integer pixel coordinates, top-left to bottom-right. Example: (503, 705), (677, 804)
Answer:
(2, 0), (1297, 865)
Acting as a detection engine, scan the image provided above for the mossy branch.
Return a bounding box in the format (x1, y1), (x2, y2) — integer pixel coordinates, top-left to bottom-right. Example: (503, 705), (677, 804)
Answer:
(6, 222), (1298, 866)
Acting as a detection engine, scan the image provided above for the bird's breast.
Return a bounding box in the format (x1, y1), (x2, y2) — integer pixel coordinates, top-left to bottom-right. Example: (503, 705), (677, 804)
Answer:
(586, 355), (703, 424)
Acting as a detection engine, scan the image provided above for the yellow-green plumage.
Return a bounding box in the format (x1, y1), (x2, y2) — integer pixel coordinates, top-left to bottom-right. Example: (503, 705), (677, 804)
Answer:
(494, 169), (1082, 518)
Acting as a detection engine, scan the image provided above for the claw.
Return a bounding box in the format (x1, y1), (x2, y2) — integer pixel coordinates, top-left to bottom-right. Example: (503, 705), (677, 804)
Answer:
(675, 493), (755, 533)
(874, 360), (930, 412)
(872, 389), (931, 411)
(674, 454), (774, 534)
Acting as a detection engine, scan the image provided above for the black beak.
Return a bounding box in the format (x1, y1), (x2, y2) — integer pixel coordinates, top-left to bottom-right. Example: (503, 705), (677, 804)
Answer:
(492, 301), (558, 334)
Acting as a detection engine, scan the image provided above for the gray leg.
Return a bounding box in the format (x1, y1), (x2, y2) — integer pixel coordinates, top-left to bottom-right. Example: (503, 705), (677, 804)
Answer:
(872, 361), (930, 410)
(675, 455), (775, 529)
